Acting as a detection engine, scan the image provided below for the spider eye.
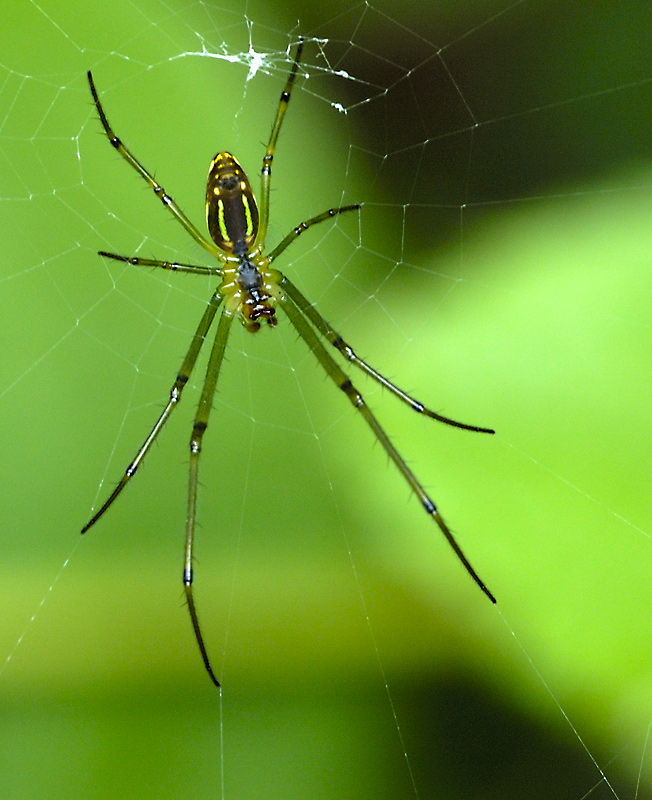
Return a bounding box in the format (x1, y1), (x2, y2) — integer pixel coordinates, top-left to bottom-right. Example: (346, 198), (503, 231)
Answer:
(206, 152), (259, 254)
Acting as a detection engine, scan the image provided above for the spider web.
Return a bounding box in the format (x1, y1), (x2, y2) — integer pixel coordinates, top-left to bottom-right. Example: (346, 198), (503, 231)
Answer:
(1, 0), (652, 798)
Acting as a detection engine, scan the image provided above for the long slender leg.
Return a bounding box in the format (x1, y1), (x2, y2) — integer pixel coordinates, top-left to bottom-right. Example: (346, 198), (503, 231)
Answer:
(266, 205), (361, 263)
(98, 250), (223, 277)
(280, 276), (494, 434)
(81, 290), (224, 533)
(87, 72), (221, 260)
(256, 39), (304, 247)
(183, 307), (235, 688)
(279, 292), (496, 604)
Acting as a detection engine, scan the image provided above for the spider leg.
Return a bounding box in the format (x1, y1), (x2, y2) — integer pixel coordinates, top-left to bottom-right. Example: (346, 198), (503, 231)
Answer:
(87, 71), (222, 260)
(81, 289), (224, 533)
(280, 276), (494, 434)
(184, 307), (235, 688)
(279, 290), (496, 604)
(266, 205), (361, 263)
(256, 39), (304, 248)
(97, 250), (223, 277)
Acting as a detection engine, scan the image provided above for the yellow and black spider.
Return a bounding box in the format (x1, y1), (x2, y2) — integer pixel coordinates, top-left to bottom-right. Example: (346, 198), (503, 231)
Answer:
(82, 40), (495, 688)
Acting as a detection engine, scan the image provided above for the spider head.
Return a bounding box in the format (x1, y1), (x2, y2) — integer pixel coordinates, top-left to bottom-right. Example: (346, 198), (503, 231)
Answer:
(241, 295), (278, 332)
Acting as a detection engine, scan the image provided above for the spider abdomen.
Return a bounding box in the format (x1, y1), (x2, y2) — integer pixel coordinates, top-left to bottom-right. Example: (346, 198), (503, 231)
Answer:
(206, 152), (259, 254)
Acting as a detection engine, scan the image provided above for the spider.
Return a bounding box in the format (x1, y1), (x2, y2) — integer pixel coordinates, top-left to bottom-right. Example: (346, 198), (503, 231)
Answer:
(82, 40), (496, 688)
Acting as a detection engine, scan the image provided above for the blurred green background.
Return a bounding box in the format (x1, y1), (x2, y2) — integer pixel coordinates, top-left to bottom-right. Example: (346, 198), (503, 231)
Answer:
(2, 1), (652, 798)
